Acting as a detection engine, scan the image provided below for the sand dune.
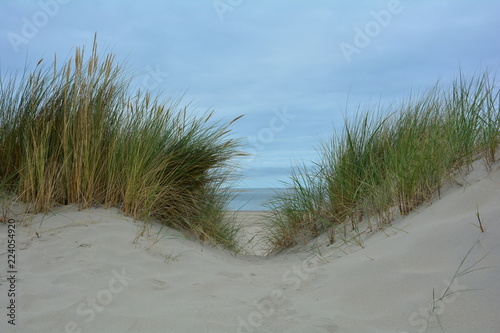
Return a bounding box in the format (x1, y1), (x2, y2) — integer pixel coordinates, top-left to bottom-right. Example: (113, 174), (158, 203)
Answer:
(1, 160), (499, 333)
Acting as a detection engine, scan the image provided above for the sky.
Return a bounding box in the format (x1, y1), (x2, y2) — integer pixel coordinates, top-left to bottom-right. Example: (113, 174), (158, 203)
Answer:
(1, 0), (499, 188)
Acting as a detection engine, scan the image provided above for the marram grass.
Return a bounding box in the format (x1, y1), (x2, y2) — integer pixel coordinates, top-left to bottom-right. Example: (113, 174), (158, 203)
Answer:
(0, 41), (243, 251)
(264, 71), (499, 253)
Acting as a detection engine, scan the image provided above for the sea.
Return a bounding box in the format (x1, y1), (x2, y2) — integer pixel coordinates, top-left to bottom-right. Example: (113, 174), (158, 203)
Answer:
(227, 188), (287, 211)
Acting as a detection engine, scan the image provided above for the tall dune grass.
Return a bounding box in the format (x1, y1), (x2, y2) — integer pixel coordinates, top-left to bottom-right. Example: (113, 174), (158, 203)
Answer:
(0, 41), (243, 250)
(265, 71), (499, 252)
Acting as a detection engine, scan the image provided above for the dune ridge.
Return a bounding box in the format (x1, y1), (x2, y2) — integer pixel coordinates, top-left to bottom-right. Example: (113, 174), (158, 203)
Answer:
(0, 158), (499, 332)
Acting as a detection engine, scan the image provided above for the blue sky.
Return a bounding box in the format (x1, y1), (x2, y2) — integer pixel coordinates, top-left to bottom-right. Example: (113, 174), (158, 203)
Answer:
(1, 0), (499, 187)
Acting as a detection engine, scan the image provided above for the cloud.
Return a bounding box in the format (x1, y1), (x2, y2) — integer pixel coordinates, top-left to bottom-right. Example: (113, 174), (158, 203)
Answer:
(1, 0), (499, 188)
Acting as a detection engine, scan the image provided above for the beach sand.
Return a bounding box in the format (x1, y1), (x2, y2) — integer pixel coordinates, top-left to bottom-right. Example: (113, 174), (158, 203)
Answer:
(1, 160), (500, 333)
(233, 210), (272, 256)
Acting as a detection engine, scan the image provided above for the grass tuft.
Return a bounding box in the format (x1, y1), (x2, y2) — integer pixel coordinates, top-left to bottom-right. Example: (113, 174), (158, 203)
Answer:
(0, 39), (243, 250)
(265, 70), (499, 253)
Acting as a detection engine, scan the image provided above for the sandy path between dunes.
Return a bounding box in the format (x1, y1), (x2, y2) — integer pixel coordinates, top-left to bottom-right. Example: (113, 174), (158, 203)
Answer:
(0, 160), (499, 332)
(232, 210), (272, 256)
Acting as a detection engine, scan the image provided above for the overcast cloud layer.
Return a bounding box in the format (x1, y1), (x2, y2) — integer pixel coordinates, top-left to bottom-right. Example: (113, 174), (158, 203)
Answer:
(1, 0), (499, 187)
